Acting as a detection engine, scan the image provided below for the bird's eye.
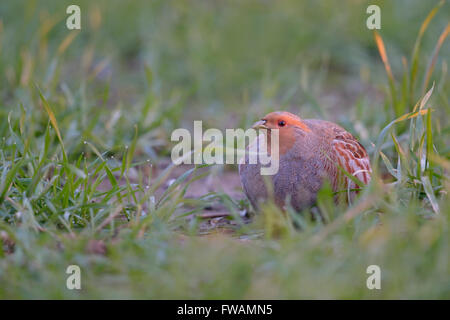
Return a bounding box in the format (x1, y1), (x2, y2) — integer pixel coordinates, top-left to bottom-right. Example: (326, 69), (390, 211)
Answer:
(278, 120), (286, 127)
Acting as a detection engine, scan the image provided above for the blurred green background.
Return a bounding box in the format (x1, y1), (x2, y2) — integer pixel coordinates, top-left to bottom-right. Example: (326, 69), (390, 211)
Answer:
(2, 0), (448, 123)
(0, 0), (449, 299)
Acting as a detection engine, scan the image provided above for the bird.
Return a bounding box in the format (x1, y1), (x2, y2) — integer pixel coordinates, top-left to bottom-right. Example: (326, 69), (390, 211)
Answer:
(239, 111), (371, 212)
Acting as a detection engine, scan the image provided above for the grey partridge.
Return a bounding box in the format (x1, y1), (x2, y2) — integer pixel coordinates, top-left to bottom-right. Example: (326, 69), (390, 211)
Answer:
(239, 111), (371, 212)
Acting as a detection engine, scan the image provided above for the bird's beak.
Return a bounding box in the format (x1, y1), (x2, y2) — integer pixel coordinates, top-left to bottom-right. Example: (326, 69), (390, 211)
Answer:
(252, 120), (268, 130)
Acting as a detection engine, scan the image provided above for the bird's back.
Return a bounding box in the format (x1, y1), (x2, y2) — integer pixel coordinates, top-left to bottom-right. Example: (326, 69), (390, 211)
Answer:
(304, 118), (372, 190)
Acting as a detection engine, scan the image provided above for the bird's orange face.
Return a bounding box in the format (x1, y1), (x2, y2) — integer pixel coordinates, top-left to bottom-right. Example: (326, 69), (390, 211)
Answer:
(252, 111), (311, 155)
(252, 111), (311, 132)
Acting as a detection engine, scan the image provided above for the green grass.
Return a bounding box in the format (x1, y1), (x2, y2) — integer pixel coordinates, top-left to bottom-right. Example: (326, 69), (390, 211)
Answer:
(0, 0), (449, 299)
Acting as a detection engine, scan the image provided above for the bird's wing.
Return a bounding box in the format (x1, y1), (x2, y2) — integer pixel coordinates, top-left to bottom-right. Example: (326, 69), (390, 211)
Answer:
(331, 127), (371, 188)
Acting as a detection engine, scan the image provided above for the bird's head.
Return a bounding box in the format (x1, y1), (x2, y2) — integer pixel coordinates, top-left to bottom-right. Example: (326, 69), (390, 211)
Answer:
(251, 111), (311, 155)
(252, 111), (310, 132)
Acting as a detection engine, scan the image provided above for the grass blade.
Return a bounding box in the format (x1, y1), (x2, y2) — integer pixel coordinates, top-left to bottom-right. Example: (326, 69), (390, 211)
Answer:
(410, 0), (444, 100)
(36, 85), (67, 162)
(420, 176), (439, 214)
(374, 31), (398, 115)
(422, 23), (450, 95)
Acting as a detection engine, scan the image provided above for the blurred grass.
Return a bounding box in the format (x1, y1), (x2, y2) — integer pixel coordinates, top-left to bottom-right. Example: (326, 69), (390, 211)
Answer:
(0, 0), (449, 298)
